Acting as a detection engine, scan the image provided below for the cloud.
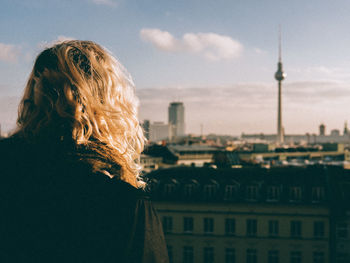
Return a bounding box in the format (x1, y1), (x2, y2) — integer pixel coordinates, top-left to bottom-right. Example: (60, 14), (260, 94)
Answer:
(91, 0), (117, 7)
(253, 48), (267, 55)
(289, 66), (350, 82)
(38, 35), (75, 49)
(183, 33), (243, 60)
(140, 29), (178, 52)
(56, 35), (75, 42)
(140, 28), (243, 61)
(0, 43), (20, 63)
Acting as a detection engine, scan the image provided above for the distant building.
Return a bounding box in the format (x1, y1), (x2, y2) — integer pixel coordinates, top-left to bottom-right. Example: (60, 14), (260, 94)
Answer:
(213, 151), (241, 168)
(140, 154), (162, 173)
(168, 102), (185, 139)
(237, 143), (346, 164)
(344, 122), (349, 136)
(331, 129), (340, 136)
(148, 166), (336, 263)
(242, 130), (350, 144)
(167, 144), (220, 167)
(143, 144), (178, 165)
(149, 122), (170, 142)
(320, 123), (326, 136)
(142, 119), (150, 140)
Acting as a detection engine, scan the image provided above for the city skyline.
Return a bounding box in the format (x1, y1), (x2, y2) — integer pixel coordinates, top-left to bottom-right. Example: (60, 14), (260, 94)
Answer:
(2, 84), (350, 136)
(2, 0), (350, 135)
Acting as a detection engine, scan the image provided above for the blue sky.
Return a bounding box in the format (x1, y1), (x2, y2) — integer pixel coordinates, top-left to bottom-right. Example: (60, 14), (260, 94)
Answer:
(1, 0), (350, 135)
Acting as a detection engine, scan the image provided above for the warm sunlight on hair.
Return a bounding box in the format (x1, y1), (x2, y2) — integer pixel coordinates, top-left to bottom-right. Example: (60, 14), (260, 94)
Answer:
(16, 40), (146, 188)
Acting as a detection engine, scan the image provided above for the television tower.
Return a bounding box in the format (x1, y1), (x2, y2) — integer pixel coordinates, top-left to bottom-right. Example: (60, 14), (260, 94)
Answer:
(275, 27), (286, 144)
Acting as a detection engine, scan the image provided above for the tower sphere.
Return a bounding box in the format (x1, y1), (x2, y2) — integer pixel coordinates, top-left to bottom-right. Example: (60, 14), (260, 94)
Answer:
(275, 62), (286, 81)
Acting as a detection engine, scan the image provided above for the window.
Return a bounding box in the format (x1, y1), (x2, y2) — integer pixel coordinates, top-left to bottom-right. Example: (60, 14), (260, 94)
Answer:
(184, 184), (194, 198)
(167, 245), (173, 263)
(184, 217), (194, 233)
(225, 218), (236, 236)
(183, 246), (193, 263)
(267, 186), (280, 201)
(289, 186), (302, 202)
(313, 221), (325, 238)
(268, 220), (279, 237)
(312, 187), (325, 202)
(290, 251), (302, 263)
(246, 185), (258, 201)
(224, 185), (237, 201)
(246, 249), (257, 263)
(162, 216), (173, 234)
(164, 183), (175, 195)
(247, 219), (257, 237)
(268, 250), (279, 263)
(225, 248), (235, 263)
(313, 252), (324, 263)
(204, 184), (217, 199)
(204, 217), (214, 234)
(290, 221), (302, 238)
(204, 247), (214, 263)
(337, 222), (348, 238)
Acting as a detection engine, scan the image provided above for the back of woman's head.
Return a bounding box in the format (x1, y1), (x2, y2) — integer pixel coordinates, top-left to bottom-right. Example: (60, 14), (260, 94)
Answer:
(17, 40), (146, 187)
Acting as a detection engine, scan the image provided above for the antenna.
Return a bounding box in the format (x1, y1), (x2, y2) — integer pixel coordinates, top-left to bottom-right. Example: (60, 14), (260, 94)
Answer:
(278, 24), (282, 62)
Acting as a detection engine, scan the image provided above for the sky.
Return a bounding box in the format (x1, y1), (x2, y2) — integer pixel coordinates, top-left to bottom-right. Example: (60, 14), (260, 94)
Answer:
(1, 0), (350, 135)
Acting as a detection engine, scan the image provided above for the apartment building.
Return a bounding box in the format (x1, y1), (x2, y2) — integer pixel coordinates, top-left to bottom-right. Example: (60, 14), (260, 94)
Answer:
(147, 166), (336, 263)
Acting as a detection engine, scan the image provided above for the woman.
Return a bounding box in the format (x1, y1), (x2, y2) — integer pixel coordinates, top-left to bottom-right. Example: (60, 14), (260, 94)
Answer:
(0, 40), (169, 263)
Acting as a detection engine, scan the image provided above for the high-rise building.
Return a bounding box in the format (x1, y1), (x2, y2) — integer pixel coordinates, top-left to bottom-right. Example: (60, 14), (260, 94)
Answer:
(168, 102), (185, 138)
(275, 27), (286, 144)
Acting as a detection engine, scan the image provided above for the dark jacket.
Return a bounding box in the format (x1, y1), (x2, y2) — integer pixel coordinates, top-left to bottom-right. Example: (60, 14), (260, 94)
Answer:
(0, 136), (169, 263)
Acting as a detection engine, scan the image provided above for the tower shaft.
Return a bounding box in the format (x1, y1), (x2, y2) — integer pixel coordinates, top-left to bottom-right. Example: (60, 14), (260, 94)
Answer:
(277, 81), (283, 143)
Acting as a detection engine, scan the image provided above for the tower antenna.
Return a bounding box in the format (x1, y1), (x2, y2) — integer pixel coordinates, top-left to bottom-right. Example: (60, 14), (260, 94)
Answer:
(278, 24), (282, 63)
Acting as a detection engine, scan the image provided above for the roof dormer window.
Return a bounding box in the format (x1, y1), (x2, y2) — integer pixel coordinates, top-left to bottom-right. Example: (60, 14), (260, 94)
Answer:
(246, 185), (258, 201)
(267, 185), (280, 202)
(203, 180), (219, 200)
(224, 185), (237, 201)
(311, 186), (325, 203)
(289, 186), (302, 202)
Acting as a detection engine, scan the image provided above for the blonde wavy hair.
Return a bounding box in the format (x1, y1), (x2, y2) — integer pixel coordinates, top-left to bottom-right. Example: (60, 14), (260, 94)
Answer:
(16, 40), (146, 188)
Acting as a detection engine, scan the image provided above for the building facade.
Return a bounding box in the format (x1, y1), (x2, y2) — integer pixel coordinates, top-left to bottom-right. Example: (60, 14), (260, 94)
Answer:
(167, 145), (220, 167)
(140, 154), (163, 173)
(149, 121), (170, 142)
(333, 168), (350, 263)
(147, 166), (340, 263)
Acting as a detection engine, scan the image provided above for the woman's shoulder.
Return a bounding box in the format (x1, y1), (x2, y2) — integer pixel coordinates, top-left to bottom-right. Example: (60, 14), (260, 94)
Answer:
(0, 135), (31, 165)
(0, 135), (24, 151)
(108, 176), (150, 201)
(0, 134), (44, 157)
